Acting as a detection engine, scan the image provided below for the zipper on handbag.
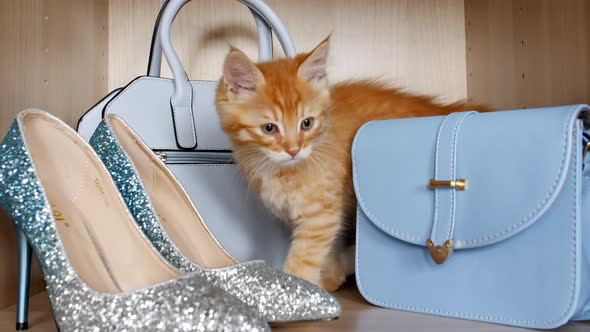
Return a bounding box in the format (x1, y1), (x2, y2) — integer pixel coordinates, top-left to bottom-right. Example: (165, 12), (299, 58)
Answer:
(152, 150), (234, 165)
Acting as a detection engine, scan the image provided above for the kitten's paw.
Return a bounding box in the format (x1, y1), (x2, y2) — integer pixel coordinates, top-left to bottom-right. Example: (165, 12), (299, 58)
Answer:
(319, 251), (347, 292)
(321, 262), (346, 292)
(320, 273), (346, 292)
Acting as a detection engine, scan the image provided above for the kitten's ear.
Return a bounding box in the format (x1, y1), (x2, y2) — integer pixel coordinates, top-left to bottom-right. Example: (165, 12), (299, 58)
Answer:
(223, 48), (264, 100)
(297, 36), (330, 88)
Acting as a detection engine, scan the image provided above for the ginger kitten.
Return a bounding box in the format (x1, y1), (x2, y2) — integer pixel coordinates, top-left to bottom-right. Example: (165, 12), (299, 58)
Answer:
(215, 38), (488, 291)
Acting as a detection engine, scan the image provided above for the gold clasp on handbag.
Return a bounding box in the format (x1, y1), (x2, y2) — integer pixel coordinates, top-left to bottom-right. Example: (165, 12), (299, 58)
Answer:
(429, 179), (467, 190)
(427, 239), (454, 264)
(427, 178), (461, 264)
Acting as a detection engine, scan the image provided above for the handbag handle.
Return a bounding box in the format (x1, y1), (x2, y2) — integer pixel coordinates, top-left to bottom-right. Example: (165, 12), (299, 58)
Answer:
(160, 0), (296, 149)
(147, 0), (276, 76)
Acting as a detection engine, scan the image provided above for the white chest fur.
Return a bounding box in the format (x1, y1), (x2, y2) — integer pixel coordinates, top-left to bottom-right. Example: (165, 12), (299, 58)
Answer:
(256, 171), (306, 225)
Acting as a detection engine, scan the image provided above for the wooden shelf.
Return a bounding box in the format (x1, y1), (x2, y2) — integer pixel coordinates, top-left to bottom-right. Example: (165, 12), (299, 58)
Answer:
(2, 282), (589, 332)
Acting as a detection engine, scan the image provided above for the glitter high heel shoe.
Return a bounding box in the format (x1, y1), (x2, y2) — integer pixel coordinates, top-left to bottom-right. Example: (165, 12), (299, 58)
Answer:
(0, 110), (268, 332)
(89, 115), (341, 323)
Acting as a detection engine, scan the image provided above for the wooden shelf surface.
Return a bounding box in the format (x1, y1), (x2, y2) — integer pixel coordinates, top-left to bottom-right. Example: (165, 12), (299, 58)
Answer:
(2, 282), (589, 332)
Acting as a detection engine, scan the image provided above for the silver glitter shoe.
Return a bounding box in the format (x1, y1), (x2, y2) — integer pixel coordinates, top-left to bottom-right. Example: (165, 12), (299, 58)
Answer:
(89, 115), (342, 323)
(0, 110), (269, 332)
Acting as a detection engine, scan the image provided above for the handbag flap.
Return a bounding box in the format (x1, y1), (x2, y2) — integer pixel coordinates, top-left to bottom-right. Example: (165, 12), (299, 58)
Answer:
(352, 105), (588, 249)
(104, 76), (230, 151)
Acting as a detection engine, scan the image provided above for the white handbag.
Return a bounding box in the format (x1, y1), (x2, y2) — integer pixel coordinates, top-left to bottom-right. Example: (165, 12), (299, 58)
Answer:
(77, 0), (296, 268)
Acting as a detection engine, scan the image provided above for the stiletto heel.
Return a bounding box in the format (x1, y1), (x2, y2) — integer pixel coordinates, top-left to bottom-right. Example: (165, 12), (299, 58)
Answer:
(0, 109), (267, 332)
(90, 115), (341, 323)
(15, 227), (31, 331)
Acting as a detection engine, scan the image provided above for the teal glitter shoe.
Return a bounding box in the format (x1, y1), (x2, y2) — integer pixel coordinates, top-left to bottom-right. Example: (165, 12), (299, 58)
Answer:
(89, 114), (341, 323)
(0, 110), (268, 332)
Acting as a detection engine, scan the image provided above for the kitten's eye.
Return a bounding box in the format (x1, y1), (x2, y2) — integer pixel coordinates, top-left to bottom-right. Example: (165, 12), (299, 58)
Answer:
(261, 123), (277, 134)
(301, 117), (315, 130)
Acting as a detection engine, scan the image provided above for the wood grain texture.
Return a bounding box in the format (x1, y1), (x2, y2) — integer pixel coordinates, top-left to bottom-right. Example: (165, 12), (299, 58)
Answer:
(108, 0), (467, 103)
(466, 0), (590, 110)
(1, 283), (588, 331)
(0, 0), (108, 309)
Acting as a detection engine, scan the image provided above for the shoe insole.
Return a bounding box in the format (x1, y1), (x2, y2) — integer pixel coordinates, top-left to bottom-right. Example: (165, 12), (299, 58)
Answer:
(21, 113), (181, 293)
(110, 116), (237, 269)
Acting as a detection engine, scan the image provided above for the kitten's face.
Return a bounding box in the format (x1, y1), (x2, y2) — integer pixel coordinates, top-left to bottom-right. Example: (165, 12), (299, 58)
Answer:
(216, 39), (331, 167)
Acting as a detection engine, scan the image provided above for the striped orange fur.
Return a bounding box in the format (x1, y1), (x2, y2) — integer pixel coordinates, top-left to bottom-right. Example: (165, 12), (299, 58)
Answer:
(215, 37), (489, 291)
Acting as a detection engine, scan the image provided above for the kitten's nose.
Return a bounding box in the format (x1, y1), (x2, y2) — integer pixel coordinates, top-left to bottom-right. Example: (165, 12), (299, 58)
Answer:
(287, 148), (300, 158)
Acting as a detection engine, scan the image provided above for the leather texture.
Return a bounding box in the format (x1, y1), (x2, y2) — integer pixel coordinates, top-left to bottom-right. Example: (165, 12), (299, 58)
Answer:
(77, 0), (295, 268)
(352, 105), (590, 329)
(104, 78), (227, 150)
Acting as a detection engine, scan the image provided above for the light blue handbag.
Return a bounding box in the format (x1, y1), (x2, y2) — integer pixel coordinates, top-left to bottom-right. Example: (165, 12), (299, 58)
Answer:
(352, 105), (590, 329)
(77, 0), (295, 267)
